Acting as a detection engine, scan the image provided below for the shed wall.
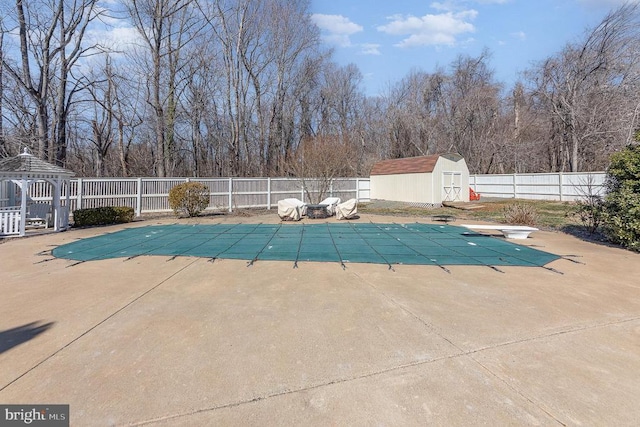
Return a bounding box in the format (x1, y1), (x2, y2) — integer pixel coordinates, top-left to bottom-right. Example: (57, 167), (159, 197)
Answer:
(370, 173), (434, 203)
(433, 158), (470, 202)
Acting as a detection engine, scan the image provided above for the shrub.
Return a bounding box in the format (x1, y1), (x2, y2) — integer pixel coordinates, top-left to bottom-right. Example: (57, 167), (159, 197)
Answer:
(603, 145), (640, 251)
(169, 182), (209, 217)
(567, 195), (605, 235)
(502, 202), (538, 226)
(73, 206), (134, 227)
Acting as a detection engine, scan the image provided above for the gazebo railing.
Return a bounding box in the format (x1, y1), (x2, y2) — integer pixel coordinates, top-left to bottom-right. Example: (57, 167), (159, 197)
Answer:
(0, 206), (21, 235)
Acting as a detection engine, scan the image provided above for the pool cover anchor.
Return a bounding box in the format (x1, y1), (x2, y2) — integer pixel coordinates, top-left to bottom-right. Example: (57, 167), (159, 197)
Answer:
(292, 224), (305, 269)
(247, 224), (282, 268)
(542, 266), (564, 274)
(66, 260), (85, 268)
(488, 265), (505, 273)
(428, 258), (452, 274)
(561, 255), (585, 265)
(436, 264), (452, 274)
(325, 223), (347, 271)
(358, 221), (398, 272)
(33, 249), (55, 264)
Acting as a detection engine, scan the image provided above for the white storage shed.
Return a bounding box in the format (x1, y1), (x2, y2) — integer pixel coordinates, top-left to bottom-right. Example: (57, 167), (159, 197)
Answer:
(370, 153), (470, 205)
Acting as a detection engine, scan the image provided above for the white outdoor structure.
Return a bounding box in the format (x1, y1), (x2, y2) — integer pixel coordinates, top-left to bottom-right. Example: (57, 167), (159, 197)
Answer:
(370, 153), (470, 205)
(0, 149), (74, 237)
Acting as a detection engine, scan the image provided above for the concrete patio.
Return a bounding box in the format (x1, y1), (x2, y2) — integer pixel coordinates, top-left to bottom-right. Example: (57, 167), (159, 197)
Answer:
(1, 213), (639, 426)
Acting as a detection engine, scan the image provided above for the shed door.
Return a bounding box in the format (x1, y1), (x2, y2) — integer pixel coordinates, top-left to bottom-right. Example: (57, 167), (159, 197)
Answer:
(442, 172), (462, 202)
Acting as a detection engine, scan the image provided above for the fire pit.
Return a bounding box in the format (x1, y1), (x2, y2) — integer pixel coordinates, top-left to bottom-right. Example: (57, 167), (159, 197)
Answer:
(306, 204), (329, 219)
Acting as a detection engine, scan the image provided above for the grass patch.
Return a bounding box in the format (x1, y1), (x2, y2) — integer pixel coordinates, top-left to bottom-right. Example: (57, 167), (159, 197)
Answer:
(360, 199), (578, 230)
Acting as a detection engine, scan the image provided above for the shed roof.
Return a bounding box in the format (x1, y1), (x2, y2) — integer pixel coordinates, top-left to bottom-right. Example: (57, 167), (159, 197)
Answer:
(370, 153), (463, 176)
(0, 149), (74, 177)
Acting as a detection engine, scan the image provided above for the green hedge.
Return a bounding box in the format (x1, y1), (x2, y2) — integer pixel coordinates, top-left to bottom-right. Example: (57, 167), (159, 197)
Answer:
(603, 144), (640, 252)
(73, 206), (135, 227)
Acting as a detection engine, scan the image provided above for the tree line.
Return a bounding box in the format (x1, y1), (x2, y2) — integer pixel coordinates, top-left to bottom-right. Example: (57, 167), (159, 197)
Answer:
(1, 0), (639, 177)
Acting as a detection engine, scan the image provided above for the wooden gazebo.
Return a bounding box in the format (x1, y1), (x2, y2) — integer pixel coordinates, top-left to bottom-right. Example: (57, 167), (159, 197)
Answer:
(0, 149), (74, 237)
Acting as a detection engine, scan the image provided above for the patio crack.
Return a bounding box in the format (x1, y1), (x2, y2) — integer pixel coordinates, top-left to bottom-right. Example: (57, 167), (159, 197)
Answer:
(0, 258), (200, 393)
(352, 272), (640, 427)
(126, 352), (464, 426)
(125, 309), (640, 427)
(351, 272), (565, 425)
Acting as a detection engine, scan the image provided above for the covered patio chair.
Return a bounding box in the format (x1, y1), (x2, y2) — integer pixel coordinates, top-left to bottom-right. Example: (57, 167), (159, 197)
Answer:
(277, 198), (306, 221)
(319, 197), (341, 216)
(336, 199), (358, 220)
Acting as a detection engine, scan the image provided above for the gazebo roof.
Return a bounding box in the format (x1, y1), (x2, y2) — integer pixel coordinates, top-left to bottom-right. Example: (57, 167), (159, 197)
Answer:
(0, 149), (74, 178)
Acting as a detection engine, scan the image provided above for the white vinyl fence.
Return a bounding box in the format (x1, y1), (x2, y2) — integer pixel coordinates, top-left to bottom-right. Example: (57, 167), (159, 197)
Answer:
(1, 177), (371, 217)
(0, 172), (606, 218)
(470, 172), (607, 201)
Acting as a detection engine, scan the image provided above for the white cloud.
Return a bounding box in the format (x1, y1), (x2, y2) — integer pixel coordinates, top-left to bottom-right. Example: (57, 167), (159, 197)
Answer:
(360, 43), (381, 55)
(311, 14), (363, 47)
(510, 31), (526, 40)
(377, 11), (477, 48)
(86, 25), (141, 52)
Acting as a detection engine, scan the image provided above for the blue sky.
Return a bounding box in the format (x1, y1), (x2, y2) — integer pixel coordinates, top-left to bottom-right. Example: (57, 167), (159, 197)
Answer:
(310, 0), (637, 96)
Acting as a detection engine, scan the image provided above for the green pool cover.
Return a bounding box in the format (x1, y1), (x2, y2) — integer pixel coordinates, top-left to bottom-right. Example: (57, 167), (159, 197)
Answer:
(52, 223), (560, 269)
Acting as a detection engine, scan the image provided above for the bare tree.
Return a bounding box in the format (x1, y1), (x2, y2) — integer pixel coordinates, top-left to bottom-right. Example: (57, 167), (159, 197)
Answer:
(286, 135), (355, 203)
(1, 0), (100, 164)
(127, 0), (202, 176)
(439, 50), (504, 173)
(0, 26), (5, 157)
(528, 2), (640, 172)
(384, 70), (443, 159)
(378, 50), (505, 173)
(262, 0), (321, 176)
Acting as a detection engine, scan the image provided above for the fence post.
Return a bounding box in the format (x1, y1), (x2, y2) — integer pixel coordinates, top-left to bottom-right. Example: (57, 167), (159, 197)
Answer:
(301, 182), (305, 202)
(559, 172), (564, 201)
(513, 173), (517, 199)
(228, 177), (233, 212)
(330, 179), (333, 197)
(77, 178), (83, 210)
(267, 177), (271, 210)
(355, 178), (359, 200)
(136, 178), (142, 217)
